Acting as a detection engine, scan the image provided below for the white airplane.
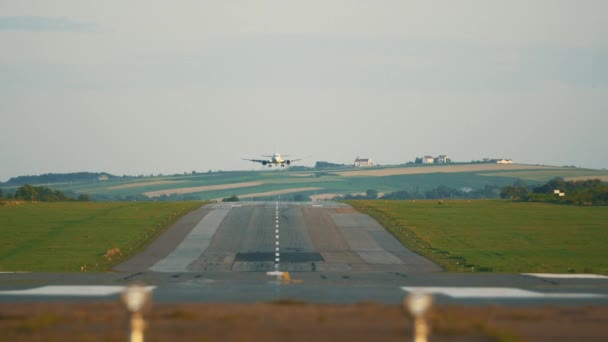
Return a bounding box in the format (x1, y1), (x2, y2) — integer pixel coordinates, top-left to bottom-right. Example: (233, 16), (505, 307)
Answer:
(242, 151), (305, 168)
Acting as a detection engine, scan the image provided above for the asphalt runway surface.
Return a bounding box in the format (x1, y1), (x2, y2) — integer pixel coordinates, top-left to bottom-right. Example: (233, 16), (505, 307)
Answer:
(1, 201), (608, 305)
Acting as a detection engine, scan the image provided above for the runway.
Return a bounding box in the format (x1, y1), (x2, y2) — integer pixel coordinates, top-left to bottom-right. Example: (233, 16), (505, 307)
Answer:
(1, 201), (608, 305)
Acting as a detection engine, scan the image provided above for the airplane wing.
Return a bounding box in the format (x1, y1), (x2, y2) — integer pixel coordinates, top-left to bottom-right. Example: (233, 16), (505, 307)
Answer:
(242, 158), (271, 165)
(279, 156), (310, 166)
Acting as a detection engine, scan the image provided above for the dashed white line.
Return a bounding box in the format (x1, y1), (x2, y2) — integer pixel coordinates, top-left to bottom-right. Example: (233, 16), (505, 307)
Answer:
(275, 201), (280, 271)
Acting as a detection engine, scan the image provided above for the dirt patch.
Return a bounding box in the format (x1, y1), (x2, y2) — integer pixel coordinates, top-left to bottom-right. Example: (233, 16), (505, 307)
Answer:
(335, 164), (558, 177)
(566, 175), (608, 182)
(232, 187), (323, 200)
(144, 181), (263, 198)
(289, 173), (314, 177)
(1, 302), (607, 341)
(310, 193), (341, 201)
(100, 180), (186, 191)
(335, 207), (358, 213)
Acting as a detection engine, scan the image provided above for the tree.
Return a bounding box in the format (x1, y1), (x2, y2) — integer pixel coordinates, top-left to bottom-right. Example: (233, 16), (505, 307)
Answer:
(77, 194), (90, 202)
(365, 189), (378, 199)
(293, 194), (310, 201)
(15, 185), (38, 202)
(222, 195), (239, 202)
(500, 185), (530, 200)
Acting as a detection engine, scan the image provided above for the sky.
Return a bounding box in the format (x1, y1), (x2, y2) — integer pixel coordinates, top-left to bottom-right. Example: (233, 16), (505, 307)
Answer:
(1, 0), (607, 181)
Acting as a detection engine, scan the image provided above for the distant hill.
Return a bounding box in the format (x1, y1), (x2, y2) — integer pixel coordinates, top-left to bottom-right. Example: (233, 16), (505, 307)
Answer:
(2, 172), (117, 186)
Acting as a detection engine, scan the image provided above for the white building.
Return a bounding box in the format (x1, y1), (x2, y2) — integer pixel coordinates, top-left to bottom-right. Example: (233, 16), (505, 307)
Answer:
(496, 159), (513, 164)
(354, 157), (373, 167)
(422, 156), (435, 164)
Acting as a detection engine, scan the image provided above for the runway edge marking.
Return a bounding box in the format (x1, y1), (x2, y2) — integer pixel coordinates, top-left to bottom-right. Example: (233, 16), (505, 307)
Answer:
(522, 273), (608, 279)
(401, 287), (606, 299)
(0, 285), (156, 297)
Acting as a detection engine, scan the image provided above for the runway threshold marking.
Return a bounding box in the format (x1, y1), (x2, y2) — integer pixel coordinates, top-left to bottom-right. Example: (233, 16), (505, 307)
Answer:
(401, 287), (606, 299)
(0, 285), (156, 297)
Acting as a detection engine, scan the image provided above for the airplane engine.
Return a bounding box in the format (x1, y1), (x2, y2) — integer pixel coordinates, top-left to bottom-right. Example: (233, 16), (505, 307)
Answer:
(262, 161), (268, 166)
(286, 160), (291, 165)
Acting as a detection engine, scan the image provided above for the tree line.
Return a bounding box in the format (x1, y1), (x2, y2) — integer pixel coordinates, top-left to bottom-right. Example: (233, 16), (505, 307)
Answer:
(339, 185), (501, 200)
(1, 172), (116, 186)
(0, 185), (89, 202)
(500, 177), (608, 205)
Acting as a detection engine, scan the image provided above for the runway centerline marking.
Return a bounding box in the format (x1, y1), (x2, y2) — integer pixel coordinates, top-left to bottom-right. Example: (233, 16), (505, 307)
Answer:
(274, 200), (280, 271)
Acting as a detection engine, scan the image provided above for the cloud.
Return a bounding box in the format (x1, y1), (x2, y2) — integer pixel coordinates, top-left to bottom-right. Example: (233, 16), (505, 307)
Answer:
(0, 16), (95, 32)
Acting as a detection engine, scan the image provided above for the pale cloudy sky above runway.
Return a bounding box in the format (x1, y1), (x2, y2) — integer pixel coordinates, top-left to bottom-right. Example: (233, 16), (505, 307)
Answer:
(1, 1), (607, 180)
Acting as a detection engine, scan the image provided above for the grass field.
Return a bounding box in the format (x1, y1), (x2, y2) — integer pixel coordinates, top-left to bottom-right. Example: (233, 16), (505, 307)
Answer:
(348, 200), (608, 274)
(0, 201), (203, 272)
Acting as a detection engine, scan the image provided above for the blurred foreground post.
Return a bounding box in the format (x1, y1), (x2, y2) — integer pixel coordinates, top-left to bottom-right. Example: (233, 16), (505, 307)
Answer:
(122, 283), (152, 342)
(404, 292), (433, 342)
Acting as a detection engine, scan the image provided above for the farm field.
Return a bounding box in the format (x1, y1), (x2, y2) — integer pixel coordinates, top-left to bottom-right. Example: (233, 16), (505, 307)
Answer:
(0, 202), (203, 272)
(4, 163), (607, 201)
(348, 200), (608, 274)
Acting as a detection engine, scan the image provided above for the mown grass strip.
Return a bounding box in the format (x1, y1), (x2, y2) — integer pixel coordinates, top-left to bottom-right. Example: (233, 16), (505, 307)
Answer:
(0, 201), (204, 272)
(347, 200), (608, 274)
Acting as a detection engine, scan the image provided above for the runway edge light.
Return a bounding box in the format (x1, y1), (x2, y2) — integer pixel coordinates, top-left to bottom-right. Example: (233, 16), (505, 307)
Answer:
(122, 283), (152, 342)
(404, 291), (433, 342)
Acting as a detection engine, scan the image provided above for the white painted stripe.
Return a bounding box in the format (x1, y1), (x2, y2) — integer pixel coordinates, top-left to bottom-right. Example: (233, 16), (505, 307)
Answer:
(523, 273), (608, 279)
(275, 229), (279, 233)
(275, 235), (279, 239)
(276, 253), (280, 257)
(276, 241), (279, 245)
(312, 204), (323, 207)
(151, 208), (230, 272)
(401, 287), (606, 299)
(0, 286), (156, 297)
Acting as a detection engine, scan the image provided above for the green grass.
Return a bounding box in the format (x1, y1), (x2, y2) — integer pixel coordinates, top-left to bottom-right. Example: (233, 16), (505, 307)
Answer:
(347, 200), (608, 274)
(0, 201), (203, 272)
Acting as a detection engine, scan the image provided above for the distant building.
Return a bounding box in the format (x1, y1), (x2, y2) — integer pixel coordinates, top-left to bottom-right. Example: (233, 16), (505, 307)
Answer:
(354, 157), (373, 167)
(98, 174), (109, 181)
(422, 156), (435, 164)
(496, 159), (513, 164)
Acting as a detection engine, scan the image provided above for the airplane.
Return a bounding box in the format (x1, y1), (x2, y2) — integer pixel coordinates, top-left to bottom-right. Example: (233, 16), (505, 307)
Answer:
(242, 151), (305, 168)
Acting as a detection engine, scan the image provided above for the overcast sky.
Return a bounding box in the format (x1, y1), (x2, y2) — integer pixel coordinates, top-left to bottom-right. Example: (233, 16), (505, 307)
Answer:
(1, 1), (607, 181)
